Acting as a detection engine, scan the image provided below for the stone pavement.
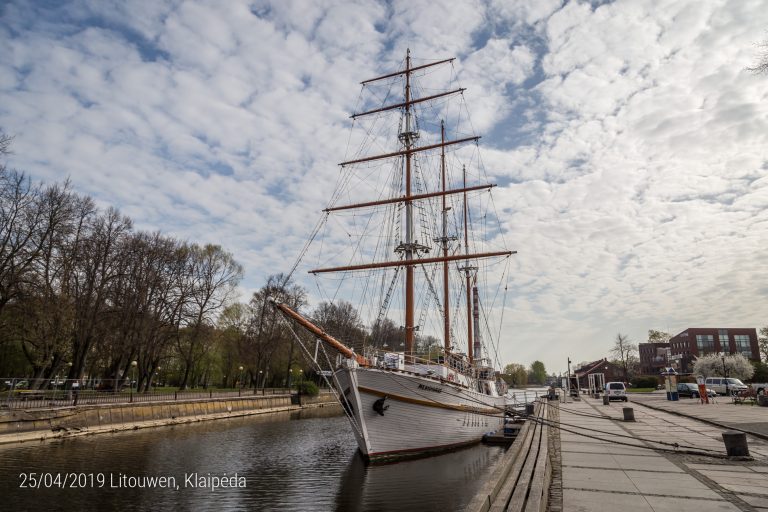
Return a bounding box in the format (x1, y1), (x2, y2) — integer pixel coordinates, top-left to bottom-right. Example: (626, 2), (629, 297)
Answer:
(630, 392), (768, 439)
(556, 394), (768, 512)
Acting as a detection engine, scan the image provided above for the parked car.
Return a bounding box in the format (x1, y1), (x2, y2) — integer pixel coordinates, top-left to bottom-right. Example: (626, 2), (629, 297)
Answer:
(605, 382), (628, 402)
(749, 383), (768, 396)
(704, 377), (748, 396)
(676, 382), (716, 398)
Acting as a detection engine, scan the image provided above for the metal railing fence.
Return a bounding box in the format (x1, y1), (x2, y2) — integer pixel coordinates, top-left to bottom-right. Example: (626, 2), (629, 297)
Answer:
(1, 378), (294, 411)
(505, 388), (549, 410)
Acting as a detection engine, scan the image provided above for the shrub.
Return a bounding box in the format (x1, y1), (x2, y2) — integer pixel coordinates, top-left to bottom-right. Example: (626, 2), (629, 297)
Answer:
(751, 361), (768, 383)
(295, 380), (319, 396)
(631, 376), (659, 389)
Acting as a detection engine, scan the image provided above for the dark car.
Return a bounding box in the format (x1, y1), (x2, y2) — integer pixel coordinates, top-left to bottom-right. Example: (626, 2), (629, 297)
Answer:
(677, 382), (715, 398)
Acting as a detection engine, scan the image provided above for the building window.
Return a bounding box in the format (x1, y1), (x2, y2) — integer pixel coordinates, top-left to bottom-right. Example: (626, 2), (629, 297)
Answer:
(735, 335), (752, 358)
(696, 334), (715, 354)
(719, 329), (729, 351)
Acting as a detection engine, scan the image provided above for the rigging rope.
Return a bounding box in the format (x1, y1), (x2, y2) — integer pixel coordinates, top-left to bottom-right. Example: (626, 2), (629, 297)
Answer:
(278, 313), (366, 439)
(283, 212), (329, 288)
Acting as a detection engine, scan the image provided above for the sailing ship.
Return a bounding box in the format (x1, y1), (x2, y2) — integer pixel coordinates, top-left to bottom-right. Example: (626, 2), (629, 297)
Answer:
(274, 50), (515, 461)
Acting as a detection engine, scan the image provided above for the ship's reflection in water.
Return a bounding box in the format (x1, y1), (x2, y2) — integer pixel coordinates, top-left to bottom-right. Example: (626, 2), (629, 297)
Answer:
(336, 439), (503, 511)
(0, 406), (505, 511)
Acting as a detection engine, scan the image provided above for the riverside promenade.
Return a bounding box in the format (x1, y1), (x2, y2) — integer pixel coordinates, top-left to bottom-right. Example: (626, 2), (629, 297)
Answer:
(553, 392), (768, 512)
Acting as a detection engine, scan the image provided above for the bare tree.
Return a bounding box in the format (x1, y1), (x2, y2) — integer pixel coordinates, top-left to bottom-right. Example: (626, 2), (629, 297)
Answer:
(0, 133), (263, 384)
(610, 333), (638, 382)
(245, 274), (306, 388)
(68, 208), (132, 381)
(369, 317), (401, 351)
(312, 300), (367, 346)
(177, 244), (243, 389)
(0, 169), (44, 316)
(647, 329), (671, 343)
(100, 232), (190, 392)
(0, 130), (12, 159)
(11, 183), (83, 382)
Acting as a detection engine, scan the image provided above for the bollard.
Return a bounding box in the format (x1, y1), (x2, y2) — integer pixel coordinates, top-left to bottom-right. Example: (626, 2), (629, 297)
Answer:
(622, 407), (635, 421)
(722, 431), (749, 457)
(525, 403), (534, 415)
(603, 395), (610, 405)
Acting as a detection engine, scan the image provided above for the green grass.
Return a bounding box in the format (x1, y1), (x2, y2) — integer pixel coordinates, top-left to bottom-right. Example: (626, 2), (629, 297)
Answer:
(627, 388), (655, 393)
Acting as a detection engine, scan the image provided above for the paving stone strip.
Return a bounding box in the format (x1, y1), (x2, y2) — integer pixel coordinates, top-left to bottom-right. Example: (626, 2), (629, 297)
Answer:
(547, 402), (563, 512)
(623, 400), (764, 511)
(553, 396), (768, 511)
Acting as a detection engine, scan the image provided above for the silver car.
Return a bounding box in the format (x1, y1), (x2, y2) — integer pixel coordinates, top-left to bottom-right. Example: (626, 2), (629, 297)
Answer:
(704, 377), (748, 396)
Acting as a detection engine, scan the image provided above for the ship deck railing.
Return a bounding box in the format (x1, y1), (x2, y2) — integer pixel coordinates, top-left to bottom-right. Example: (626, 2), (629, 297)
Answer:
(363, 350), (493, 377)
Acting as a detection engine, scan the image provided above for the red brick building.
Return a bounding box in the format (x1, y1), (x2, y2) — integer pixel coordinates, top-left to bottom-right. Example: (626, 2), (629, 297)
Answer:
(668, 328), (759, 373)
(639, 342), (671, 375)
(572, 358), (624, 390)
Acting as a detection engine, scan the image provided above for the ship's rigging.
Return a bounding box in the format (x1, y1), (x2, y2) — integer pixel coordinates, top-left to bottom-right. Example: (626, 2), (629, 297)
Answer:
(283, 50), (514, 368)
(273, 50), (518, 461)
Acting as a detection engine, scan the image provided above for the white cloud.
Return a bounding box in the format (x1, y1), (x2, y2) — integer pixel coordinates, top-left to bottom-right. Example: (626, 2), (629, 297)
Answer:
(1, 0), (767, 374)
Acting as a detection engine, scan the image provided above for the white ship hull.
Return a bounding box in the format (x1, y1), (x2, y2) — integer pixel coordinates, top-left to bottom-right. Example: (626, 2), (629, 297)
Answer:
(333, 366), (505, 461)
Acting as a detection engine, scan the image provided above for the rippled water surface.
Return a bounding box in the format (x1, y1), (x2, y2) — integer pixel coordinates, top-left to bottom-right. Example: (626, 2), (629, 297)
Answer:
(0, 406), (506, 511)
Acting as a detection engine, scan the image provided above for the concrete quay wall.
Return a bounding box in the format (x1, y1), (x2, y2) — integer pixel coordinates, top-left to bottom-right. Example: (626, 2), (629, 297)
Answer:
(0, 392), (338, 444)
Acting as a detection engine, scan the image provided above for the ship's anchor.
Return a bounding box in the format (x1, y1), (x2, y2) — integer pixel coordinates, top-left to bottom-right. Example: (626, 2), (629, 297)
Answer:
(373, 396), (389, 416)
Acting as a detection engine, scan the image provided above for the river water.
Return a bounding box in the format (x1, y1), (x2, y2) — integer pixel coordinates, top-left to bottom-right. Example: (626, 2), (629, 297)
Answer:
(1, 406), (506, 511)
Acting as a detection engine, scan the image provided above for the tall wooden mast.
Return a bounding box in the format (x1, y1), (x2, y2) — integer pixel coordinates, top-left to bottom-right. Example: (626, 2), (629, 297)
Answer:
(403, 49), (415, 354)
(440, 120), (451, 352)
(460, 166), (478, 364)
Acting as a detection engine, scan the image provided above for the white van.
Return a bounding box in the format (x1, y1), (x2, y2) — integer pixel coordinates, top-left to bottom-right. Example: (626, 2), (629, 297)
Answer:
(704, 377), (748, 396)
(605, 382), (628, 402)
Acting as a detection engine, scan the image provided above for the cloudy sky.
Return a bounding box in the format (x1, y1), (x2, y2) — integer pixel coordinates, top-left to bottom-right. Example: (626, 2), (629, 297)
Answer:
(2, 0), (767, 374)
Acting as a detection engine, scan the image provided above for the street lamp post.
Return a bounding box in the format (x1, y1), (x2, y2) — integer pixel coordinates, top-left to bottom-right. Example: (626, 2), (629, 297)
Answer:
(297, 369), (304, 406)
(130, 361), (137, 402)
(722, 355), (729, 397)
(65, 362), (73, 403)
(238, 366), (244, 396)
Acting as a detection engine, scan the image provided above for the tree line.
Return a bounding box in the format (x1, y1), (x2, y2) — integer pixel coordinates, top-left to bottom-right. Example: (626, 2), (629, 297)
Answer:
(1, 130), (448, 390)
(213, 277), (445, 391)
(0, 131), (243, 389)
(503, 360), (548, 386)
